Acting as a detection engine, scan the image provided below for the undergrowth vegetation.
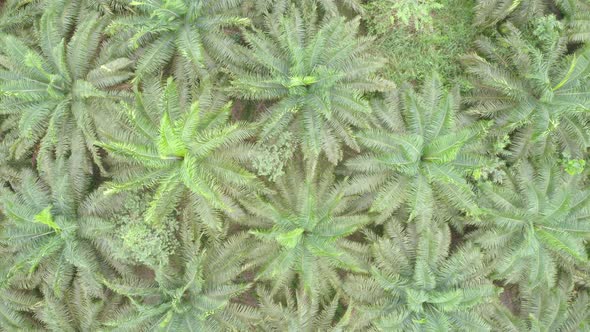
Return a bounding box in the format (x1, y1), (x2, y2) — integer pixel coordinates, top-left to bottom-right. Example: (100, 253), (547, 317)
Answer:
(0, 0), (589, 331)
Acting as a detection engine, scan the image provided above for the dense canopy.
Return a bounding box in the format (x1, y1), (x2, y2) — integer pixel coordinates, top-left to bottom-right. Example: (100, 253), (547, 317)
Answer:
(0, 0), (589, 330)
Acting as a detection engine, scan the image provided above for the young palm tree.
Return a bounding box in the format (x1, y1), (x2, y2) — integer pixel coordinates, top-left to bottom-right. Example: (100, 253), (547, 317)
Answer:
(463, 20), (590, 160)
(102, 231), (258, 331)
(345, 222), (497, 331)
(0, 0), (44, 35)
(489, 275), (590, 331)
(0, 157), (123, 303)
(230, 9), (388, 164)
(255, 286), (353, 331)
(35, 281), (125, 331)
(346, 74), (488, 226)
(469, 161), (590, 290)
(473, 0), (588, 28)
(244, 0), (364, 17)
(98, 77), (262, 229)
(0, 3), (132, 170)
(558, 0), (590, 43)
(0, 283), (40, 330)
(107, 0), (248, 80)
(0, 115), (27, 183)
(243, 159), (370, 300)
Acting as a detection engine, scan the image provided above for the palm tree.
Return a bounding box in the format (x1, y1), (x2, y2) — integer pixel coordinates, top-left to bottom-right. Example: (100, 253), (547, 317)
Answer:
(345, 222), (497, 331)
(255, 285), (353, 331)
(98, 77), (262, 229)
(0, 2), (132, 171)
(103, 231), (258, 331)
(469, 161), (590, 290)
(346, 74), (489, 226)
(463, 20), (590, 160)
(107, 0), (248, 80)
(230, 9), (388, 164)
(489, 274), (590, 331)
(0, 157), (122, 303)
(243, 158), (370, 300)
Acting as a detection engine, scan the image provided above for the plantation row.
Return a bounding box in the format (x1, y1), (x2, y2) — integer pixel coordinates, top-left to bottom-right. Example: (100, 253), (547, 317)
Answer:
(0, 0), (589, 331)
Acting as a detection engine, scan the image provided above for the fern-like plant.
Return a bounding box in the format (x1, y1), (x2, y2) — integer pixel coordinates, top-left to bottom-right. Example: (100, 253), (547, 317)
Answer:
(0, 3), (132, 170)
(0, 157), (122, 301)
(345, 222), (497, 331)
(103, 231), (257, 331)
(107, 0), (248, 80)
(244, 0), (364, 17)
(0, 283), (39, 330)
(0, 0), (44, 35)
(231, 9), (388, 164)
(243, 159), (370, 299)
(473, 0), (589, 28)
(35, 281), (125, 331)
(346, 74), (487, 226)
(98, 77), (261, 229)
(489, 275), (590, 331)
(255, 285), (352, 331)
(469, 161), (590, 289)
(463, 18), (590, 160)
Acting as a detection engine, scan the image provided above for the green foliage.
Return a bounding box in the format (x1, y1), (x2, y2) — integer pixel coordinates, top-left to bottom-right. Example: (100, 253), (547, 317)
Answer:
(347, 74), (489, 226)
(463, 18), (590, 160)
(113, 192), (178, 266)
(231, 9), (388, 164)
(0, 1), (132, 170)
(253, 131), (296, 182)
(365, 0), (444, 32)
(1, 0), (590, 330)
(363, 0), (477, 85)
(244, 159), (370, 299)
(345, 222), (497, 331)
(560, 154), (586, 175)
(107, 0), (248, 80)
(470, 161), (590, 289)
(98, 77), (262, 229)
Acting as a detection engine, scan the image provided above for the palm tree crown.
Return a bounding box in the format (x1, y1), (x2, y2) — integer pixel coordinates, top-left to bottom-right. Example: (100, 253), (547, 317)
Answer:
(0, 4), (132, 169)
(244, 159), (370, 299)
(345, 223), (497, 331)
(463, 19), (590, 160)
(98, 78), (262, 229)
(231, 9), (388, 164)
(347, 75), (488, 226)
(108, 0), (248, 79)
(470, 161), (590, 289)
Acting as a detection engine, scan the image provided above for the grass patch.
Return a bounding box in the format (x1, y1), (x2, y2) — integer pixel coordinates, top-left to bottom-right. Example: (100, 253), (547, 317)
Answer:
(364, 0), (478, 87)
